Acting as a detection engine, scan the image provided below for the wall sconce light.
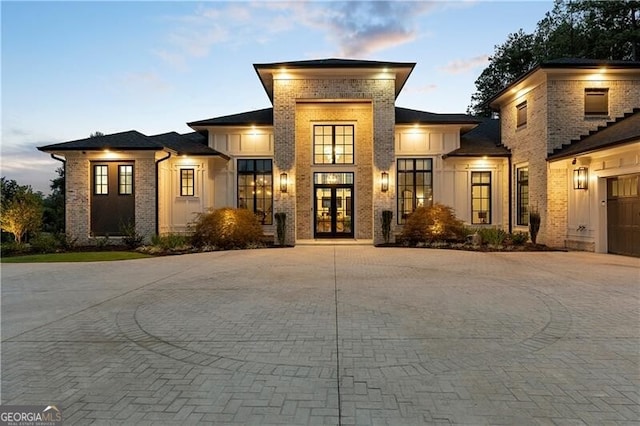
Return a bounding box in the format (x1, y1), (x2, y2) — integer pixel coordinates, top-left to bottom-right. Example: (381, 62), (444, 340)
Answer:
(573, 167), (588, 190)
(280, 172), (288, 193)
(381, 171), (389, 192)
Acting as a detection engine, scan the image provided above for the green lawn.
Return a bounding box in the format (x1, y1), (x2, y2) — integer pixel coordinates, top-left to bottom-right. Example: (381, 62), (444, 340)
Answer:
(1, 251), (153, 263)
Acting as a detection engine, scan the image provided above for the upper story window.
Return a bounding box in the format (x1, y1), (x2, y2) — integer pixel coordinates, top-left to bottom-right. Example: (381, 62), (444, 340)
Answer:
(516, 101), (527, 128)
(584, 88), (608, 116)
(237, 159), (273, 225)
(397, 158), (433, 224)
(94, 165), (108, 195)
(471, 171), (491, 224)
(118, 165), (134, 195)
(314, 125), (354, 164)
(180, 169), (195, 196)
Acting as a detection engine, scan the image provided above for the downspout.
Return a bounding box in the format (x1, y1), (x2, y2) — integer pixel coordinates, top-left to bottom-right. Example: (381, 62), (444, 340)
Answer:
(508, 155), (513, 234)
(155, 152), (172, 235)
(50, 154), (67, 233)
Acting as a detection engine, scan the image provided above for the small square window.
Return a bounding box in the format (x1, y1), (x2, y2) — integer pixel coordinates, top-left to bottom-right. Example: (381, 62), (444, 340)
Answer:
(516, 101), (527, 127)
(585, 88), (608, 115)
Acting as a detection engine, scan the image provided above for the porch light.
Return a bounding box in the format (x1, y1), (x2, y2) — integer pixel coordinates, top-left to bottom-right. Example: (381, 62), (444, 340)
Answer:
(280, 172), (288, 193)
(381, 171), (389, 192)
(573, 167), (588, 190)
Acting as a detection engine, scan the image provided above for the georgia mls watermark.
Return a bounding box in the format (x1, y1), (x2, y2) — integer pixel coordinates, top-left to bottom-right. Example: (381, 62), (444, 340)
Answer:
(0, 405), (62, 426)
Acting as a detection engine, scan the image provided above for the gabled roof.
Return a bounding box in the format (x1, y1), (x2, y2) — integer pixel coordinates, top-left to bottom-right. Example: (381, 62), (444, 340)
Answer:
(188, 108), (273, 127)
(548, 108), (640, 160)
(488, 58), (640, 109)
(37, 130), (164, 152)
(150, 132), (229, 159)
(38, 130), (228, 159)
(395, 107), (481, 125)
(254, 58), (415, 102)
(443, 119), (510, 158)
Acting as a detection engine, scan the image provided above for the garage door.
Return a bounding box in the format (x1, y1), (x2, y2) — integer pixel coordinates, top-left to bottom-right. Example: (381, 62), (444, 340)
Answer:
(607, 174), (640, 257)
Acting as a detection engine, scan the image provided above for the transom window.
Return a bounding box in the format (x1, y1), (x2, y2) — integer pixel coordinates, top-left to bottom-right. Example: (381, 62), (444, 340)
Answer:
(314, 125), (354, 164)
(237, 159), (273, 225)
(516, 101), (527, 127)
(516, 166), (529, 226)
(118, 165), (133, 195)
(94, 165), (108, 195)
(180, 169), (194, 196)
(397, 158), (433, 224)
(471, 171), (491, 224)
(585, 88), (608, 115)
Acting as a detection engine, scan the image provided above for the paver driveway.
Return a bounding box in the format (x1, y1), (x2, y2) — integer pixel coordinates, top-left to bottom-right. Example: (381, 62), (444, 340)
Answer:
(2, 247), (639, 425)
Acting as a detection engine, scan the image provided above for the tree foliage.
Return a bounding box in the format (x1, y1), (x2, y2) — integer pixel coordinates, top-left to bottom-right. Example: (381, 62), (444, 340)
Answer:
(42, 167), (65, 233)
(1, 179), (43, 243)
(469, 0), (640, 116)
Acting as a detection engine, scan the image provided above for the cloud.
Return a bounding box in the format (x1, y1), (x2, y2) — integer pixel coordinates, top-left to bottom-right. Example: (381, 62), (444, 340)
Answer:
(440, 55), (489, 75)
(408, 83), (438, 94)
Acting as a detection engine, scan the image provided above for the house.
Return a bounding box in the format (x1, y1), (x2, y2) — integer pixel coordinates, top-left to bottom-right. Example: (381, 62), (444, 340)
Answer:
(38, 58), (640, 256)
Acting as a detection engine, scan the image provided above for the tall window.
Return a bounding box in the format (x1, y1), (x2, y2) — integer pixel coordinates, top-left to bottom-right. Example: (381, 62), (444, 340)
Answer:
(237, 159), (273, 225)
(118, 165), (133, 195)
(585, 88), (608, 115)
(180, 169), (194, 196)
(397, 158), (433, 224)
(516, 101), (527, 127)
(471, 172), (491, 224)
(516, 166), (529, 226)
(314, 125), (354, 164)
(94, 165), (108, 195)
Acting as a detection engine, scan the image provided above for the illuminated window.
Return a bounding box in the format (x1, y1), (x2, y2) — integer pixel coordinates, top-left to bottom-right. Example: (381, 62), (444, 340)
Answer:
(516, 166), (529, 226)
(585, 88), (608, 115)
(516, 101), (527, 127)
(237, 159), (273, 225)
(471, 172), (491, 224)
(94, 165), (108, 195)
(118, 165), (133, 195)
(313, 125), (354, 164)
(180, 169), (194, 196)
(397, 158), (433, 224)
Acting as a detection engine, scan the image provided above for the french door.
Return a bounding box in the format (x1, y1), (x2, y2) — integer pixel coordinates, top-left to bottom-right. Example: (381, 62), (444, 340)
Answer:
(314, 173), (354, 238)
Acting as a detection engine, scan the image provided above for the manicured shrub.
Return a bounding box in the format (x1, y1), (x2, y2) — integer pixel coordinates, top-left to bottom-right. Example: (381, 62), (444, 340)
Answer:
(478, 227), (507, 246)
(151, 233), (191, 250)
(275, 212), (287, 246)
(381, 210), (393, 243)
(120, 221), (144, 249)
(510, 231), (529, 245)
(529, 211), (541, 244)
(29, 232), (60, 253)
(400, 203), (466, 244)
(191, 207), (265, 249)
(0, 241), (28, 257)
(55, 232), (78, 250)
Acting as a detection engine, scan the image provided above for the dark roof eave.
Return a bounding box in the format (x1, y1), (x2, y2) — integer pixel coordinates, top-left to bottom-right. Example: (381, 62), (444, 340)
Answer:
(442, 152), (511, 159)
(37, 146), (163, 152)
(546, 137), (639, 161)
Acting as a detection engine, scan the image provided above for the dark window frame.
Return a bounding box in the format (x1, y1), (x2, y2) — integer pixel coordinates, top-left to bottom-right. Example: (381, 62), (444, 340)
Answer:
(313, 124), (355, 165)
(94, 165), (109, 195)
(180, 168), (195, 196)
(471, 171), (492, 224)
(237, 159), (273, 225)
(516, 166), (529, 226)
(397, 158), (433, 224)
(118, 164), (134, 195)
(516, 101), (527, 128)
(584, 88), (609, 116)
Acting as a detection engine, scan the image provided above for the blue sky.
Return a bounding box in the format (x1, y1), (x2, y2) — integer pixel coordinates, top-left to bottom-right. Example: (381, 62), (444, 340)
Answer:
(2, 0), (552, 194)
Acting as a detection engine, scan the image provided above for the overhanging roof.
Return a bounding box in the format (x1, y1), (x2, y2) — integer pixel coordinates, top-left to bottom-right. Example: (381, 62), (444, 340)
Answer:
(188, 108), (273, 127)
(254, 58), (416, 103)
(443, 118), (510, 158)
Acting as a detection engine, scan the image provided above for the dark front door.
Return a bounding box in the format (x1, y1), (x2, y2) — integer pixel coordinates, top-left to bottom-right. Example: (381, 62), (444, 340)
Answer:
(607, 174), (640, 257)
(314, 173), (354, 238)
(91, 162), (135, 236)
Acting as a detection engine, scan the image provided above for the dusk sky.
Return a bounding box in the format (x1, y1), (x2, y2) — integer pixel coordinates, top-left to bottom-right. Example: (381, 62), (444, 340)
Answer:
(2, 1), (552, 194)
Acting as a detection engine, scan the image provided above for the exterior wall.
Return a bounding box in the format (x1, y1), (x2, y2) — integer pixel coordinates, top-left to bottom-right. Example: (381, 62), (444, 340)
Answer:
(64, 150), (157, 245)
(550, 142), (640, 253)
(272, 77), (396, 245)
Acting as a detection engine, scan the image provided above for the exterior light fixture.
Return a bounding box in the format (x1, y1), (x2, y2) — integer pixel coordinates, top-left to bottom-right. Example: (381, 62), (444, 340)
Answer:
(381, 171), (389, 192)
(573, 167), (588, 190)
(280, 172), (288, 193)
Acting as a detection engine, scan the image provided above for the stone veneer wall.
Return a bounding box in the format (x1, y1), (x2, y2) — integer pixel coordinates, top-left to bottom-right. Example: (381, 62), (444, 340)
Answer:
(272, 78), (396, 245)
(64, 151), (157, 245)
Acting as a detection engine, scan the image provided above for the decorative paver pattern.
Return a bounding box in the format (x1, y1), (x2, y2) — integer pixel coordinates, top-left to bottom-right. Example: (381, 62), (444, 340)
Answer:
(2, 248), (638, 425)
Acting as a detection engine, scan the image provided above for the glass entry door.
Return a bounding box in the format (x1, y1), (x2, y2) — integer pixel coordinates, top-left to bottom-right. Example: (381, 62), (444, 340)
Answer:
(314, 173), (354, 238)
